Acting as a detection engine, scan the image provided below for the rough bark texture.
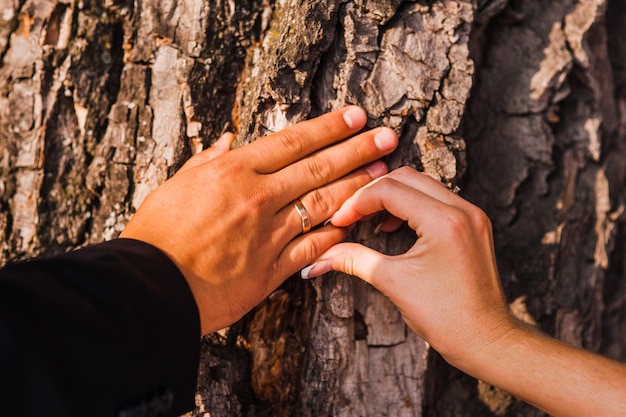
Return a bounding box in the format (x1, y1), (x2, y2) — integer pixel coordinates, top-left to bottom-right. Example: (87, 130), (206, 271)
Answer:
(0, 0), (624, 416)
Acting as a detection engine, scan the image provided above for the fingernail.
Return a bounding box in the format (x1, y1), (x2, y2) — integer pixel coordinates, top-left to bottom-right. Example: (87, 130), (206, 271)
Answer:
(374, 222), (383, 235)
(323, 219), (332, 226)
(374, 128), (397, 152)
(343, 106), (366, 129)
(301, 261), (333, 279)
(365, 160), (388, 178)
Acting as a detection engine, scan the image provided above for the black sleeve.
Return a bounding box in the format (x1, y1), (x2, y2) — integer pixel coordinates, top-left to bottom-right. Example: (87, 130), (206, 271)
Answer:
(0, 238), (201, 417)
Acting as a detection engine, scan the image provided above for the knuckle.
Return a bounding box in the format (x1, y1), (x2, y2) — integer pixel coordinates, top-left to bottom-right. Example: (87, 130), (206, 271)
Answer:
(215, 156), (246, 178)
(350, 140), (368, 163)
(276, 130), (305, 156)
(388, 166), (415, 181)
(240, 178), (273, 212)
(303, 237), (323, 261)
(307, 156), (334, 183)
(271, 259), (283, 279)
(307, 188), (332, 218)
(396, 166), (415, 176)
(342, 253), (355, 277)
(375, 176), (400, 190)
(247, 187), (272, 211)
(468, 205), (492, 233)
(441, 208), (471, 236)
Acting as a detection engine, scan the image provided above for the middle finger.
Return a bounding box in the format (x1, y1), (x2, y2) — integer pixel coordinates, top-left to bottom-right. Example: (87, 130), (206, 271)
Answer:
(271, 127), (398, 208)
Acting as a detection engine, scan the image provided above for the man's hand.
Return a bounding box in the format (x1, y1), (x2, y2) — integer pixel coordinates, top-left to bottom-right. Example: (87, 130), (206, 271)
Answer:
(121, 106), (397, 334)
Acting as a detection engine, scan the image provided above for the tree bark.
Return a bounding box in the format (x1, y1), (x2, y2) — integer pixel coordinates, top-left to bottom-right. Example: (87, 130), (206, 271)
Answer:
(0, 1), (624, 416)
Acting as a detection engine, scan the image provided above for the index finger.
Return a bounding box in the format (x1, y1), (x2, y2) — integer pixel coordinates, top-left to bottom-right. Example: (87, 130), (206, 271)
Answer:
(330, 167), (469, 227)
(329, 176), (455, 237)
(246, 106), (368, 174)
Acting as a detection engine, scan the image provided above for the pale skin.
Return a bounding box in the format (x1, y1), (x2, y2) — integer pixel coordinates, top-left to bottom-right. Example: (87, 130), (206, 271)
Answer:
(121, 106), (398, 335)
(302, 166), (626, 417)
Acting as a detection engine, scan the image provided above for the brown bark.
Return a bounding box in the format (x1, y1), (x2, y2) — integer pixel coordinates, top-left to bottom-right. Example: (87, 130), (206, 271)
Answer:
(0, 1), (625, 416)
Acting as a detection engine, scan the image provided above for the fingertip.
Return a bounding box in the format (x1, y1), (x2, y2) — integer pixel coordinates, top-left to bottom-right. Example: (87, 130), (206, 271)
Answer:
(328, 192), (364, 228)
(301, 260), (333, 279)
(179, 132), (236, 173)
(365, 160), (389, 179)
(214, 132), (236, 149)
(327, 208), (353, 228)
(342, 106), (367, 130)
(374, 127), (398, 152)
(377, 215), (404, 233)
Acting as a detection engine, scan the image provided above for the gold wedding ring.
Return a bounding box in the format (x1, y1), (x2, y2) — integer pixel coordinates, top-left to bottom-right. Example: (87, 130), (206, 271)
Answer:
(293, 199), (312, 233)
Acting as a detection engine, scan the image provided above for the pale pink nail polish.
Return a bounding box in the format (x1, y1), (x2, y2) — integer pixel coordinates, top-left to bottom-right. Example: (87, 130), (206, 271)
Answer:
(301, 261), (333, 279)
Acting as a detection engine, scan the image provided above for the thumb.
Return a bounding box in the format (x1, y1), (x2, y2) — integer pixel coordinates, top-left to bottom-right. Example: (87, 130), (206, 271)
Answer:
(178, 132), (236, 173)
(301, 242), (387, 287)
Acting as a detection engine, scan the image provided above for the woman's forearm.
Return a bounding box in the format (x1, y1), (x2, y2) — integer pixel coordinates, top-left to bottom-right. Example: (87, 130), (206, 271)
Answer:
(455, 321), (626, 417)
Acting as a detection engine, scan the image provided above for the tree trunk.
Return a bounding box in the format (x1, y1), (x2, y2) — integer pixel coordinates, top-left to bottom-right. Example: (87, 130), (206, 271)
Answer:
(1, 0), (624, 416)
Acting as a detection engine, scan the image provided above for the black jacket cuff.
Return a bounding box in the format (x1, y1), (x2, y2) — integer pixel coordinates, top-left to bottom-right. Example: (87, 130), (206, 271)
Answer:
(0, 238), (201, 416)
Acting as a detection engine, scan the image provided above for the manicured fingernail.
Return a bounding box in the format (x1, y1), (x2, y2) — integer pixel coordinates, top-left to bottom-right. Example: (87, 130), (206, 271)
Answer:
(374, 128), (397, 152)
(373, 222), (383, 235)
(343, 106), (366, 129)
(301, 261), (333, 279)
(365, 160), (388, 178)
(323, 219), (332, 226)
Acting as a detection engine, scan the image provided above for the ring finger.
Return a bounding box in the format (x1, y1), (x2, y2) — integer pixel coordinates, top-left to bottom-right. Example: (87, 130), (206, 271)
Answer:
(275, 160), (389, 242)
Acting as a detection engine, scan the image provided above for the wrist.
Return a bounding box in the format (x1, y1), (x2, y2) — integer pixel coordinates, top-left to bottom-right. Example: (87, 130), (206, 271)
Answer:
(439, 313), (527, 375)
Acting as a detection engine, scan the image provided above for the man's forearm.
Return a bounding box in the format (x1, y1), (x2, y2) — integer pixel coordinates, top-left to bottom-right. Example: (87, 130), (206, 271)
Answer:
(0, 239), (201, 416)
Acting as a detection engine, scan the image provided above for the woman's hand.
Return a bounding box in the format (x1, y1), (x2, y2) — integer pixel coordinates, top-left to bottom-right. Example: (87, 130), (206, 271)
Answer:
(303, 166), (626, 417)
(301, 166), (514, 363)
(121, 106), (397, 335)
